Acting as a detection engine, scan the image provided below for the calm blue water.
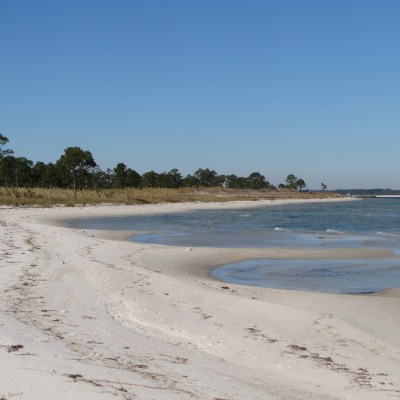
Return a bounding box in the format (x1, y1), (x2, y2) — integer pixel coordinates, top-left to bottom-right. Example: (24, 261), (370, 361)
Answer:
(67, 199), (400, 294)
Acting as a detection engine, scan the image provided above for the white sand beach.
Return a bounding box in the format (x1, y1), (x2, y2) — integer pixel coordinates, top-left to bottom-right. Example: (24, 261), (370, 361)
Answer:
(1, 199), (400, 399)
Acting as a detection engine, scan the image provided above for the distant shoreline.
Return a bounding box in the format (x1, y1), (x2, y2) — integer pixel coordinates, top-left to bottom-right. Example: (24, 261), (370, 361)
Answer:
(0, 186), (343, 207)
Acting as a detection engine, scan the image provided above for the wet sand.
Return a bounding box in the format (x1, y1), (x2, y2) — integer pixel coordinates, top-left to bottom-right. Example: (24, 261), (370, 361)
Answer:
(1, 199), (399, 399)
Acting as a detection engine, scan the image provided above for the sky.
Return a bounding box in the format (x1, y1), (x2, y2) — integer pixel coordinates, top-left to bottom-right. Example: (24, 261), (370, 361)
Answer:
(1, 0), (399, 189)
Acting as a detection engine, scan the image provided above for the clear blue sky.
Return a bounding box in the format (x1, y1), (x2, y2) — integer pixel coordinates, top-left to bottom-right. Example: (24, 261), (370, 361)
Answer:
(1, 0), (399, 189)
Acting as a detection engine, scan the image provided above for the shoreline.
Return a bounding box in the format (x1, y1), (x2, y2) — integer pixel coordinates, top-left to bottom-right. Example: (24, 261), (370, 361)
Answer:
(52, 196), (396, 295)
(1, 198), (400, 399)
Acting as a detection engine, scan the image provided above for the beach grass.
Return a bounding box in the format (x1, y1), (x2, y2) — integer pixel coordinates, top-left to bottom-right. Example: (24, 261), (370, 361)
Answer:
(0, 187), (341, 207)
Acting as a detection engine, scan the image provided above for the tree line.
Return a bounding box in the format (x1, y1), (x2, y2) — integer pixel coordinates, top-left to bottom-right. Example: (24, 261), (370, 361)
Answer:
(0, 134), (308, 192)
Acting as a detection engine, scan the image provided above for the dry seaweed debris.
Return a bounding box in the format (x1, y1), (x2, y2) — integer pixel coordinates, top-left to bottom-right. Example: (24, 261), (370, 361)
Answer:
(0, 344), (24, 353)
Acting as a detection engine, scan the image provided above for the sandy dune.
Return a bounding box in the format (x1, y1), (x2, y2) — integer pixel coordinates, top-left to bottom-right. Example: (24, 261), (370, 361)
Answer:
(0, 200), (399, 399)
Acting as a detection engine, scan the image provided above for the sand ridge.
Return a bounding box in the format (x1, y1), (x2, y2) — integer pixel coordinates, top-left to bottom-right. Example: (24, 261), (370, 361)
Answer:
(0, 199), (399, 399)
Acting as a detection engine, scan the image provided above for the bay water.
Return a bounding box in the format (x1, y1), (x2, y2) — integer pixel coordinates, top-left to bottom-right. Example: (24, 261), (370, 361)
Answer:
(68, 199), (400, 294)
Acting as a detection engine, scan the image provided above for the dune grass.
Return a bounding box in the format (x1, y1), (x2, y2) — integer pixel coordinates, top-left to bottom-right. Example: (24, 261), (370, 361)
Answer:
(0, 187), (341, 207)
